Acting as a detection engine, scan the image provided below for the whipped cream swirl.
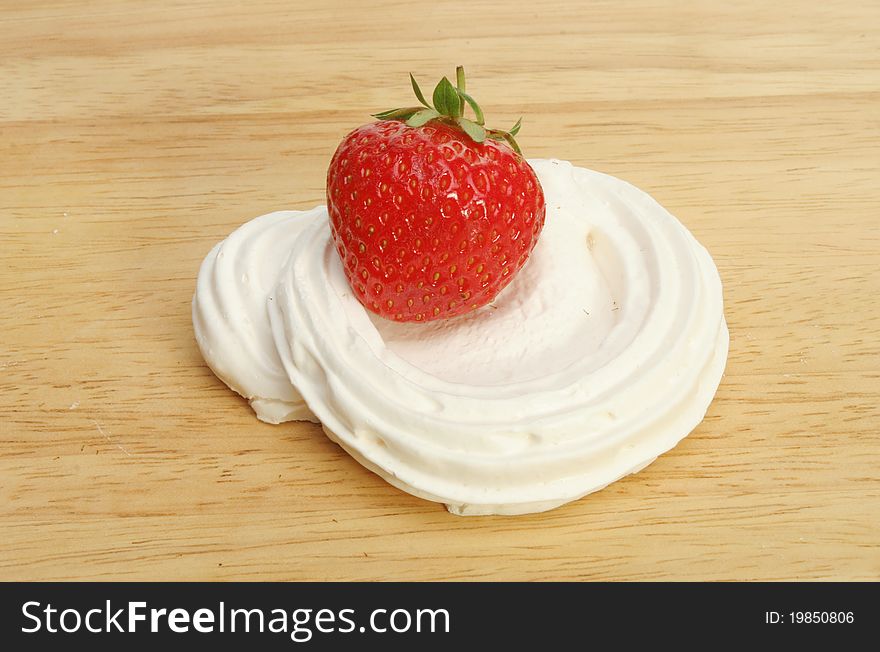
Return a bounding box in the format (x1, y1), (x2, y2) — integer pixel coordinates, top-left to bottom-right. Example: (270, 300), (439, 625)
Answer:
(193, 210), (318, 424)
(195, 159), (728, 515)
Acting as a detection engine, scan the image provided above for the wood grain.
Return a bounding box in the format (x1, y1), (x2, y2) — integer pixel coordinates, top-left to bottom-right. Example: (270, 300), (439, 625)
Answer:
(2, 0), (878, 581)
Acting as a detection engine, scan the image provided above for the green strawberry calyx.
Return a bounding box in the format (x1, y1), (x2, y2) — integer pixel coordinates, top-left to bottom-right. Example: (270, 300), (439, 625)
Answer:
(371, 66), (523, 155)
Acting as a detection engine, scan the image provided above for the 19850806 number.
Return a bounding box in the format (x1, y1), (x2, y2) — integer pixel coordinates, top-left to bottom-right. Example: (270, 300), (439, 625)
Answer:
(790, 612), (853, 624)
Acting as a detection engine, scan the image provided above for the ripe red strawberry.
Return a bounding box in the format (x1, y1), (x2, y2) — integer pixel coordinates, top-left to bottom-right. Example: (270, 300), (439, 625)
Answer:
(326, 67), (545, 322)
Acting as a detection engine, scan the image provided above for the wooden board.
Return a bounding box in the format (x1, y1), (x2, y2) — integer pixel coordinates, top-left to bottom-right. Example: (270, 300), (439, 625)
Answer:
(2, 0), (878, 581)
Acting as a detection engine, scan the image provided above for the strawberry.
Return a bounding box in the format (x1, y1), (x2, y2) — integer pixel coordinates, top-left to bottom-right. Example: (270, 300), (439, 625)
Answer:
(326, 67), (545, 322)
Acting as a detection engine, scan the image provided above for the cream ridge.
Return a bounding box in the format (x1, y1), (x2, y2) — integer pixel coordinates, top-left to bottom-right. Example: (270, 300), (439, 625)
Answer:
(194, 159), (728, 515)
(192, 209), (318, 424)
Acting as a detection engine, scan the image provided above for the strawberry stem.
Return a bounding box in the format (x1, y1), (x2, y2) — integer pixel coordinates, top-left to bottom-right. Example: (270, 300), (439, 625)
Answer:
(456, 65), (466, 115)
(373, 67), (525, 155)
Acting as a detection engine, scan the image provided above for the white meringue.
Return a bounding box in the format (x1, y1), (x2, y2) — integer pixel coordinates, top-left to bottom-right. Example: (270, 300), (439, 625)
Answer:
(194, 159), (728, 515)
(192, 209), (318, 424)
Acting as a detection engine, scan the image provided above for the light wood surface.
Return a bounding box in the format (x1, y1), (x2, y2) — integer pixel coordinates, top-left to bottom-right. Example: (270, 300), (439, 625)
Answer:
(2, 0), (878, 581)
